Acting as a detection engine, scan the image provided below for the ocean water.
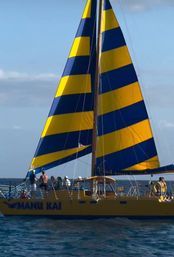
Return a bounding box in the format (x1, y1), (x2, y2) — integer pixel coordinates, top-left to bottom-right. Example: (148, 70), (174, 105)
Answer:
(1, 179), (174, 257)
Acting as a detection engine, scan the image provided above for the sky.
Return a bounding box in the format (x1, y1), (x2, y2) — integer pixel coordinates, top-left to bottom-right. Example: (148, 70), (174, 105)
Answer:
(1, 0), (174, 179)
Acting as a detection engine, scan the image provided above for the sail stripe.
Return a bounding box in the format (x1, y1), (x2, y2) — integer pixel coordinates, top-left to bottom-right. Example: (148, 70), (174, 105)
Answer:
(34, 146), (92, 173)
(100, 46), (132, 73)
(100, 64), (138, 94)
(96, 139), (158, 173)
(76, 19), (95, 37)
(96, 120), (153, 158)
(124, 156), (159, 171)
(101, 9), (119, 32)
(63, 56), (92, 76)
(48, 94), (93, 116)
(55, 74), (91, 97)
(103, 0), (112, 10)
(41, 111), (93, 137)
(82, 0), (92, 18)
(34, 130), (93, 157)
(97, 101), (148, 136)
(32, 145), (90, 169)
(69, 37), (90, 58)
(98, 82), (143, 115)
(102, 28), (126, 52)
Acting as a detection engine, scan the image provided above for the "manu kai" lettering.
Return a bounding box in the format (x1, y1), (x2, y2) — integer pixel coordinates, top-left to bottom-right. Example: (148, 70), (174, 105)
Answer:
(5, 201), (62, 210)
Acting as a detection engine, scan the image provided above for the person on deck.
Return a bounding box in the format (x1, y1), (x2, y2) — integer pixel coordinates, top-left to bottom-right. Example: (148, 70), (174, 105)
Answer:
(63, 176), (71, 188)
(154, 177), (167, 196)
(20, 190), (28, 199)
(39, 171), (49, 191)
(56, 177), (63, 190)
(159, 177), (167, 196)
(29, 170), (37, 198)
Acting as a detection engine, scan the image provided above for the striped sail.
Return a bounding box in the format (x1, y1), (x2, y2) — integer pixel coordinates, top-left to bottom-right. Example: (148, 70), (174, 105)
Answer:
(30, 0), (96, 173)
(96, 0), (160, 175)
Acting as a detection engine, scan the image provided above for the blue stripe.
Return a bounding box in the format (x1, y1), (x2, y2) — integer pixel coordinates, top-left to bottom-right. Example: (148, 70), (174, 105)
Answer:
(96, 138), (158, 173)
(103, 0), (112, 10)
(34, 130), (92, 157)
(102, 28), (126, 52)
(63, 57), (91, 76)
(98, 101), (148, 136)
(49, 94), (93, 116)
(34, 146), (92, 173)
(100, 64), (138, 93)
(75, 0), (96, 37)
(76, 18), (96, 37)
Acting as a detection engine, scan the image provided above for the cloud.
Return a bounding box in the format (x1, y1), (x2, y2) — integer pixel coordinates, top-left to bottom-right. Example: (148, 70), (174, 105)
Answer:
(0, 68), (57, 81)
(159, 120), (174, 129)
(115, 0), (174, 12)
(0, 80), (58, 107)
(0, 69), (59, 107)
(12, 125), (22, 130)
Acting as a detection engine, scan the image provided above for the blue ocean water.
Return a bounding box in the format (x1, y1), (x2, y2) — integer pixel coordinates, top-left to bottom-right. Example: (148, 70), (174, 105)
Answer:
(1, 216), (174, 257)
(1, 179), (174, 257)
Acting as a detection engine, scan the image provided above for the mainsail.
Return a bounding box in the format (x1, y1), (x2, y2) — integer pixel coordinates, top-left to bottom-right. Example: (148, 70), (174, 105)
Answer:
(30, 0), (96, 173)
(95, 0), (160, 175)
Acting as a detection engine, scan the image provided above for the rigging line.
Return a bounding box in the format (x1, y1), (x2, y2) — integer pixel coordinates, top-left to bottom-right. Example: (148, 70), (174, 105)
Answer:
(75, 9), (97, 149)
(72, 11), (98, 179)
(99, 75), (106, 175)
(78, 159), (91, 167)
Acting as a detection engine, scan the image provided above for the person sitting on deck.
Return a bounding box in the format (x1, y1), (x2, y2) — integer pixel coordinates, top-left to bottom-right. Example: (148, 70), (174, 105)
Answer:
(39, 171), (48, 191)
(20, 190), (28, 199)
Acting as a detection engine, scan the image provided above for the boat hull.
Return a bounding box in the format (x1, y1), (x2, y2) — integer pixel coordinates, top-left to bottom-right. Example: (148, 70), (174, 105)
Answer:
(1, 196), (174, 218)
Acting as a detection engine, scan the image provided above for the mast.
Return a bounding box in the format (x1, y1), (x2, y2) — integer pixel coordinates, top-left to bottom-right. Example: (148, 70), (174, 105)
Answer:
(91, 0), (103, 176)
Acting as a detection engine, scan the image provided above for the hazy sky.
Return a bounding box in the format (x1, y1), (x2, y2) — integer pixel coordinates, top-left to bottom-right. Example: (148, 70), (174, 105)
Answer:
(1, 0), (174, 179)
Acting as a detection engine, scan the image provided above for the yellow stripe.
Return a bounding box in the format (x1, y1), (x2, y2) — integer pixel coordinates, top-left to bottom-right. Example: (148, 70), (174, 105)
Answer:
(124, 156), (160, 171)
(31, 146), (89, 169)
(101, 9), (119, 32)
(55, 74), (91, 97)
(98, 82), (143, 115)
(41, 112), (93, 137)
(101, 46), (132, 73)
(96, 119), (153, 158)
(69, 37), (90, 58)
(82, 0), (91, 19)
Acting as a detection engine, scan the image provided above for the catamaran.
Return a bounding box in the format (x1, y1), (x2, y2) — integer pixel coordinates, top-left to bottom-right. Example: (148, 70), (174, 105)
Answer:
(1, 0), (174, 217)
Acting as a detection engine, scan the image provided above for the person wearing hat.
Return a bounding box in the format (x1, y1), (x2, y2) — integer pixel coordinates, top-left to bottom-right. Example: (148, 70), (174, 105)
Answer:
(63, 176), (71, 188)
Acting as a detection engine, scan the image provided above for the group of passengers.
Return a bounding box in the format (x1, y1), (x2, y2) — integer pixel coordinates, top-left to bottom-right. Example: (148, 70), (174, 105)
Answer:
(21, 170), (72, 198)
(21, 171), (171, 201)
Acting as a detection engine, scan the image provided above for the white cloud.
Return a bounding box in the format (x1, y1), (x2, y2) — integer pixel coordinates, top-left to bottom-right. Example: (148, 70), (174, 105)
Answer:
(115, 0), (174, 12)
(159, 120), (174, 129)
(0, 68), (58, 81)
(0, 79), (58, 107)
(13, 125), (22, 130)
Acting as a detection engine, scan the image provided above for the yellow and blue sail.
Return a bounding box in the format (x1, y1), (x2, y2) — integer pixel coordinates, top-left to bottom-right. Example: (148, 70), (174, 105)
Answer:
(96, 0), (160, 175)
(30, 0), (97, 173)
(29, 0), (174, 176)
